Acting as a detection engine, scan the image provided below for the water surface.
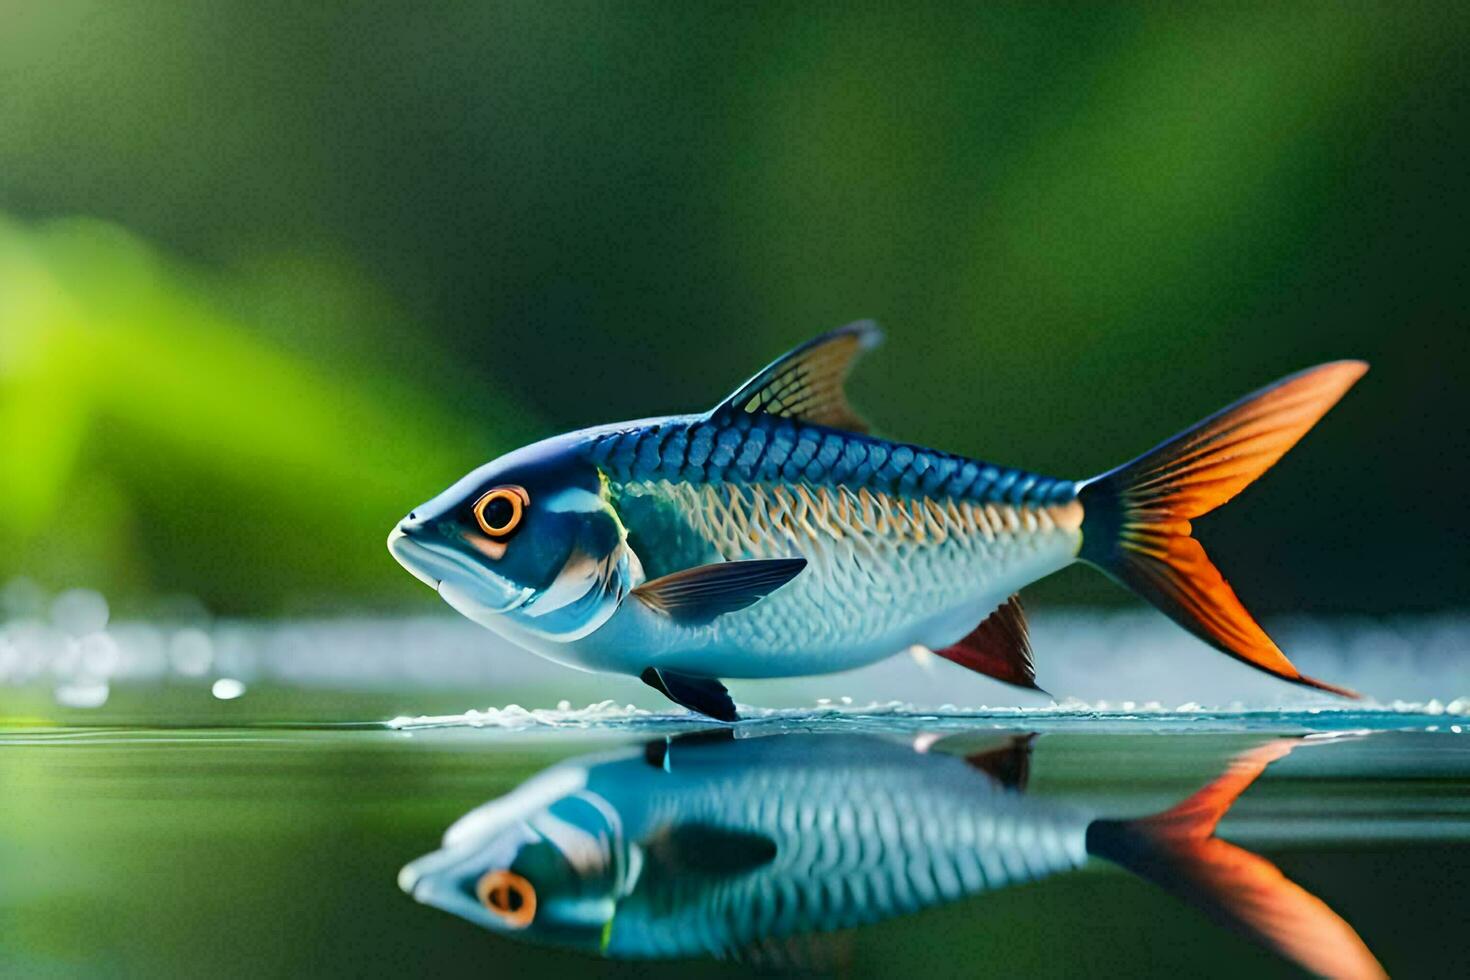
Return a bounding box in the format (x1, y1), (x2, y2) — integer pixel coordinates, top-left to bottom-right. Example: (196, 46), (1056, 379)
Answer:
(3, 716), (1466, 977)
(4, 608), (1467, 975)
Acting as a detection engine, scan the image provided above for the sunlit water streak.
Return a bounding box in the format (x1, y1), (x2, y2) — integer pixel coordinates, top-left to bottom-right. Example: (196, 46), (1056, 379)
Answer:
(382, 699), (1468, 734)
(3, 598), (1467, 713)
(4, 703), (1464, 748)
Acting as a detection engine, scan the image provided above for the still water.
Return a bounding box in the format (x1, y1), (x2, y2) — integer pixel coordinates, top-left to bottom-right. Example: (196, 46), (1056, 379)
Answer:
(3, 715), (1467, 978)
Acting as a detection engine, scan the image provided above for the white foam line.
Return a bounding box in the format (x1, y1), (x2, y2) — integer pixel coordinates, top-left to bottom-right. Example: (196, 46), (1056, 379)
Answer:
(383, 696), (1470, 733)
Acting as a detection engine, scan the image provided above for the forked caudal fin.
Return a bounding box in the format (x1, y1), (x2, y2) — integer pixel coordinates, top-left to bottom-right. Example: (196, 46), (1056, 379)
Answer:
(1077, 361), (1367, 697)
(1086, 739), (1385, 980)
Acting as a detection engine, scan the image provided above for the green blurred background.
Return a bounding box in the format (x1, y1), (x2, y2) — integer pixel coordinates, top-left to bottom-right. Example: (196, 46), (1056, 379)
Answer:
(2, 2), (1466, 617)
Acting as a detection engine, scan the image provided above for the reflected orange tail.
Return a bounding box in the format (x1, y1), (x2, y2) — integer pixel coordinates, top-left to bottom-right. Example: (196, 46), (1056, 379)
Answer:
(1078, 361), (1367, 696)
(1087, 739), (1385, 980)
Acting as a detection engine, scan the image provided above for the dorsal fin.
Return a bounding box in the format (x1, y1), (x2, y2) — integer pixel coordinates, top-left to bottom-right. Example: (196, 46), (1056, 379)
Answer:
(713, 320), (883, 433)
(933, 594), (1046, 693)
(736, 931), (856, 972)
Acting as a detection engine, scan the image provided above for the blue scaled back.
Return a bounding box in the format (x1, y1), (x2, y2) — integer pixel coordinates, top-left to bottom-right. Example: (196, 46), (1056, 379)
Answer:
(583, 411), (1078, 508)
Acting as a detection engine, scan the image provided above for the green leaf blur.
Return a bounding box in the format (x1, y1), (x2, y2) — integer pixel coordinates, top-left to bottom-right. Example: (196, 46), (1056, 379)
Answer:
(0, 215), (535, 612)
(1, 2), (1465, 613)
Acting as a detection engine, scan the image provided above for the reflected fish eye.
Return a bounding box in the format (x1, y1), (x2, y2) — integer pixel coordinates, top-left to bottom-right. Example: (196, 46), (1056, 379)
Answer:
(477, 869), (536, 928)
(473, 486), (528, 539)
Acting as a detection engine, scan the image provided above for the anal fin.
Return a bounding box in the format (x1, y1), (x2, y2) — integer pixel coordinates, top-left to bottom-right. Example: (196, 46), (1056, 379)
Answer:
(933, 594), (1046, 693)
(964, 733), (1038, 791)
(641, 667), (738, 722)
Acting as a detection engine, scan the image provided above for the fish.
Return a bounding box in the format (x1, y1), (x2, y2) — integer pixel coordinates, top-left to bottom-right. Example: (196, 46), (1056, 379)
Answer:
(388, 321), (1367, 719)
(398, 731), (1384, 977)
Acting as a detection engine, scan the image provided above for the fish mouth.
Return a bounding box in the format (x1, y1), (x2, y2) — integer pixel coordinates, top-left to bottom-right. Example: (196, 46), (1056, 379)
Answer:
(398, 846), (490, 923)
(399, 823), (544, 929)
(401, 821), (540, 899)
(387, 527), (440, 589)
(399, 844), (478, 899)
(388, 527), (531, 614)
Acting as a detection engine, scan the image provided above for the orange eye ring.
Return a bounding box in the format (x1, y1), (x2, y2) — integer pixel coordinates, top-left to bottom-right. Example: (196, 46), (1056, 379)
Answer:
(473, 486), (528, 538)
(477, 869), (536, 928)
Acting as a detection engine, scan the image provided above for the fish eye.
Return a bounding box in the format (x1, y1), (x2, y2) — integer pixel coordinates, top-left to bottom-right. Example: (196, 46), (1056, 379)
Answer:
(473, 486), (528, 538)
(477, 869), (536, 928)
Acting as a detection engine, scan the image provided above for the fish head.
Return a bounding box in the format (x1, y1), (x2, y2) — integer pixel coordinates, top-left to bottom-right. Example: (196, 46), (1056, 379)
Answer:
(389, 434), (638, 641)
(399, 765), (626, 949)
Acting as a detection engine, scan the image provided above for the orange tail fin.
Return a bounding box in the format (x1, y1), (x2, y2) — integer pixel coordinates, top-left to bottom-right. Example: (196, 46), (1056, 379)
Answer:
(1078, 361), (1367, 696)
(1087, 739), (1385, 980)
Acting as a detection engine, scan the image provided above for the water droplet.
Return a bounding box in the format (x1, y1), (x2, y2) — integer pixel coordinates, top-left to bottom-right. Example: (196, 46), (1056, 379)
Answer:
(55, 680), (109, 708)
(211, 677), (246, 700)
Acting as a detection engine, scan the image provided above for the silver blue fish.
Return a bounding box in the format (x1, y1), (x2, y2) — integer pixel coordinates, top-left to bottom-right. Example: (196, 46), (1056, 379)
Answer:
(389, 322), (1366, 717)
(399, 732), (1383, 976)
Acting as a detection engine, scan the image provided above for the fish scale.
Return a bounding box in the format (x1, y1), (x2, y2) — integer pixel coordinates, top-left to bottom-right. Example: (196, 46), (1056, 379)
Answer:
(590, 415), (1077, 508)
(596, 413), (1084, 676)
(602, 739), (1089, 960)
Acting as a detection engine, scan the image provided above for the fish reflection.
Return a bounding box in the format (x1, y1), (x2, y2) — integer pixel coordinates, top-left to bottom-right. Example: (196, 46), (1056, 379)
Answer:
(400, 733), (1383, 977)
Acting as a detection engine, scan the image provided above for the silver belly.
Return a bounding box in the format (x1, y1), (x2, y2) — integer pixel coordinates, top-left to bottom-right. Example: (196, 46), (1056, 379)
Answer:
(570, 481), (1083, 677)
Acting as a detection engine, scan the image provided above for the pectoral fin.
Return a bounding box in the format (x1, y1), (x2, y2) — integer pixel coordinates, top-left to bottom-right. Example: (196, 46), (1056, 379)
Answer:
(632, 558), (807, 625)
(641, 667), (738, 722)
(933, 594), (1046, 693)
(645, 822), (778, 875)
